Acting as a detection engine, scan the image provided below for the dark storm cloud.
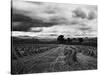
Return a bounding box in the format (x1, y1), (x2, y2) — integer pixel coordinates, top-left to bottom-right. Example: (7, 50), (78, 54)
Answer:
(73, 7), (97, 20)
(12, 20), (57, 31)
(78, 27), (92, 31)
(87, 11), (97, 20)
(47, 16), (69, 24)
(12, 0), (59, 31)
(72, 8), (87, 19)
(49, 34), (58, 36)
(12, 14), (32, 22)
(12, 13), (57, 31)
(12, 0), (97, 27)
(12, 0), (97, 37)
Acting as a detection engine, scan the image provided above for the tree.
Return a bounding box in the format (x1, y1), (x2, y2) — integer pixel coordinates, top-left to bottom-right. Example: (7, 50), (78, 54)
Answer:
(78, 38), (83, 43)
(67, 38), (71, 43)
(57, 35), (65, 44)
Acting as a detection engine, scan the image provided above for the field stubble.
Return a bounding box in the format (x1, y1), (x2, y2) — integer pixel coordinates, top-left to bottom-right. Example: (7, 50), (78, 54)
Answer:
(11, 44), (97, 74)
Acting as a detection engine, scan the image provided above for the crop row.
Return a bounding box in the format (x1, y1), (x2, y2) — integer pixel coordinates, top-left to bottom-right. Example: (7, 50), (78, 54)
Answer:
(12, 45), (58, 59)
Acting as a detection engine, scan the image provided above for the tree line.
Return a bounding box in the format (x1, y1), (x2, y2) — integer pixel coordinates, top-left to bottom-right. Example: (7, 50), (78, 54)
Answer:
(57, 35), (84, 44)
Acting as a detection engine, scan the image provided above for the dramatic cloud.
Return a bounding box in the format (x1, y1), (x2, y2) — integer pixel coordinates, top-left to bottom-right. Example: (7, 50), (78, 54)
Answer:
(87, 11), (97, 20)
(12, 0), (97, 38)
(73, 8), (87, 19)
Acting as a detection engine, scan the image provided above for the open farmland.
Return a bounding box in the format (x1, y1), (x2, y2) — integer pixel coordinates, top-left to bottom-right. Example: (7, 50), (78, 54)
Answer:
(12, 44), (59, 59)
(11, 44), (97, 74)
(11, 1), (97, 74)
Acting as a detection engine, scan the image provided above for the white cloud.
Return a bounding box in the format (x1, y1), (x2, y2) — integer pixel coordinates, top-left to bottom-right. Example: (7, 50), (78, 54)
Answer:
(29, 27), (43, 32)
(12, 0), (97, 38)
(12, 24), (97, 38)
(12, 0), (97, 22)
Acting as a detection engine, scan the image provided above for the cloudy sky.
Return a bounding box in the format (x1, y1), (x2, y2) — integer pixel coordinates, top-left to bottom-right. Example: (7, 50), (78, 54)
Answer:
(12, 0), (97, 39)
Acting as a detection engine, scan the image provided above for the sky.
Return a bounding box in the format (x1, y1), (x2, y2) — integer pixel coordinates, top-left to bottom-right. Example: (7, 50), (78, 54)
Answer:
(12, 0), (97, 39)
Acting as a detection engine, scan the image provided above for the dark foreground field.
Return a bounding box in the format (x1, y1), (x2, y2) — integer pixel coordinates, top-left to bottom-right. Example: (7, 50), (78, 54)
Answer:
(11, 43), (97, 74)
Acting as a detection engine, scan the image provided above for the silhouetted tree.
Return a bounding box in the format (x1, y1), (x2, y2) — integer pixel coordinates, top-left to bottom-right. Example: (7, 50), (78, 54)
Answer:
(73, 38), (76, 40)
(67, 38), (71, 43)
(78, 38), (83, 43)
(57, 35), (65, 44)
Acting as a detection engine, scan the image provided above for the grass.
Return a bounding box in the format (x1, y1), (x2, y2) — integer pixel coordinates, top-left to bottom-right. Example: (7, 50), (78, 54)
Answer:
(11, 44), (97, 74)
